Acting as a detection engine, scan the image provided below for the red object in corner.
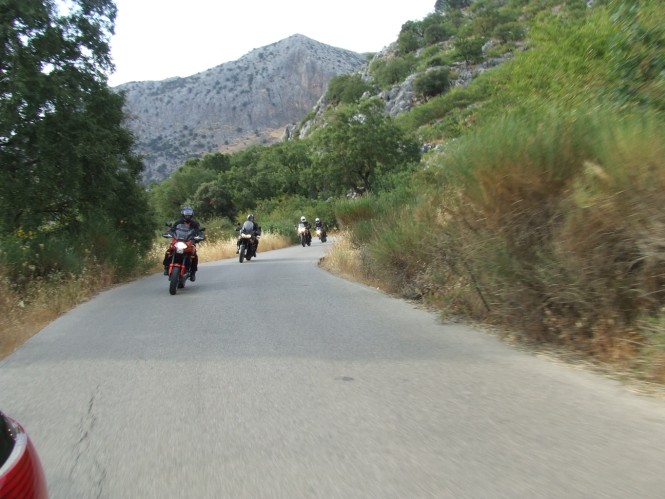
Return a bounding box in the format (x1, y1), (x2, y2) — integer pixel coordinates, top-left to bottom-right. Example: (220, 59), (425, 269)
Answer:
(0, 411), (48, 499)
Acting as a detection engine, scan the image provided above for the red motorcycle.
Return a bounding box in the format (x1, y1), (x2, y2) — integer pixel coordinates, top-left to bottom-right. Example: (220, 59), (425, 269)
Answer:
(163, 223), (205, 295)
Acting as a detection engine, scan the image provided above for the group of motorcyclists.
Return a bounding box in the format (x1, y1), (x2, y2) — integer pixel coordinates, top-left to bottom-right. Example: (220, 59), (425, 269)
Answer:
(296, 216), (327, 246)
(162, 207), (328, 283)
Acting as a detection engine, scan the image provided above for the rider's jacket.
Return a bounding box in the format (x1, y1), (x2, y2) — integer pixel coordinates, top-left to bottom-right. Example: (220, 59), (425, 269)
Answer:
(171, 217), (201, 232)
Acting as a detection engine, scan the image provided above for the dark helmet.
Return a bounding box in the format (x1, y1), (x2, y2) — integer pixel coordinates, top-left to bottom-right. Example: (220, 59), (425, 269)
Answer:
(181, 206), (194, 221)
(247, 214), (254, 221)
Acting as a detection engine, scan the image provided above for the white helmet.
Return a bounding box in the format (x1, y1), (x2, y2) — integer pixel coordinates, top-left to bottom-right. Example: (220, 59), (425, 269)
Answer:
(300, 216), (306, 222)
(315, 218), (320, 222)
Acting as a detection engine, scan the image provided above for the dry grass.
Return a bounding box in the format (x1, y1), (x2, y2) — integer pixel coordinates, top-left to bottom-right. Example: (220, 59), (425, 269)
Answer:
(0, 232), (293, 361)
(143, 231), (292, 272)
(319, 231), (394, 293)
(0, 264), (117, 360)
(199, 232), (292, 263)
(322, 232), (665, 394)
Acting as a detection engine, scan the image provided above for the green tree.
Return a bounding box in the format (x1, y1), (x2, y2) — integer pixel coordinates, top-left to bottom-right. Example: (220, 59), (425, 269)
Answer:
(397, 20), (424, 54)
(454, 36), (486, 64)
(424, 23), (449, 45)
(493, 22), (525, 43)
(325, 74), (376, 105)
(0, 0), (151, 247)
(370, 55), (418, 88)
(414, 68), (451, 100)
(192, 180), (235, 220)
(311, 99), (421, 195)
(198, 152), (232, 173)
(149, 159), (216, 220)
(261, 140), (314, 197)
(435, 0), (471, 13)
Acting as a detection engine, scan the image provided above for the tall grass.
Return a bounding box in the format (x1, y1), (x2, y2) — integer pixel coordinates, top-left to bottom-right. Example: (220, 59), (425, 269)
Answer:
(0, 217), (157, 358)
(327, 104), (665, 381)
(435, 107), (665, 347)
(0, 261), (119, 359)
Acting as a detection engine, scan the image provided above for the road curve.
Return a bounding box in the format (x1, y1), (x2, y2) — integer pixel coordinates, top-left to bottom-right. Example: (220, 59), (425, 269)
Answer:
(2, 240), (665, 498)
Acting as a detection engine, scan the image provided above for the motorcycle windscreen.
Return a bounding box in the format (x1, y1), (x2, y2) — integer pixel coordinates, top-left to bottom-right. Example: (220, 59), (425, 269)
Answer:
(174, 223), (194, 240)
(242, 221), (254, 233)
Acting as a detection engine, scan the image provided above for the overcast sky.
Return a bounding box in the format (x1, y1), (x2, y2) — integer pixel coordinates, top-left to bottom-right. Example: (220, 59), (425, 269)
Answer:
(108, 0), (436, 86)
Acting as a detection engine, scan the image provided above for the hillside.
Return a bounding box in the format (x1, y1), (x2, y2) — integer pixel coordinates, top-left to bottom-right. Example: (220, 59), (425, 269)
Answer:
(115, 34), (367, 183)
(146, 0), (665, 383)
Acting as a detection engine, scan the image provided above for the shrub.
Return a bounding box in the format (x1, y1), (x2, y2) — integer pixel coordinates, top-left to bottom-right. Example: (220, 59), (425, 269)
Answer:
(453, 36), (486, 64)
(370, 55), (418, 88)
(493, 22), (525, 43)
(413, 68), (451, 100)
(325, 74), (376, 105)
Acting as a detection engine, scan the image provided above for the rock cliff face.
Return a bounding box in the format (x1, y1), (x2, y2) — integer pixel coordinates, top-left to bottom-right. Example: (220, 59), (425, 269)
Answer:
(116, 34), (367, 183)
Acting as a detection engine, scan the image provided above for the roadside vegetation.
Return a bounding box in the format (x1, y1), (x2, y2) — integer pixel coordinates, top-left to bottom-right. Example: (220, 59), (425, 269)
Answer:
(3, 0), (665, 389)
(323, 0), (665, 384)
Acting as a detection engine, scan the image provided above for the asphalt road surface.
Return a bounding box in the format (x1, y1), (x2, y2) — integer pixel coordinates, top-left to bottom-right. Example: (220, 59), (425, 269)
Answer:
(2, 241), (665, 498)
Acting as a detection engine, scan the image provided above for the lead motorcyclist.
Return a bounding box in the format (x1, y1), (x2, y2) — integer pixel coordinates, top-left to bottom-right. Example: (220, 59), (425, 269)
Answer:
(163, 206), (203, 281)
(236, 213), (261, 256)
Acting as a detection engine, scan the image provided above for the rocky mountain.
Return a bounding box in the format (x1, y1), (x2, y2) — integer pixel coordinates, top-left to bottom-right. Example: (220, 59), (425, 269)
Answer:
(115, 34), (368, 183)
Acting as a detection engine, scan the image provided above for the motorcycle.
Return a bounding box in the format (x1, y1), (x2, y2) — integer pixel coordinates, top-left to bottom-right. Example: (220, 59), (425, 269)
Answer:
(297, 222), (311, 247)
(163, 223), (205, 295)
(315, 226), (327, 243)
(237, 220), (260, 263)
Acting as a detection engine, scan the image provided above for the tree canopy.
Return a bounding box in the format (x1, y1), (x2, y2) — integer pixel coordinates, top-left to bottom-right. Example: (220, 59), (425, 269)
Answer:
(311, 99), (421, 195)
(0, 0), (152, 252)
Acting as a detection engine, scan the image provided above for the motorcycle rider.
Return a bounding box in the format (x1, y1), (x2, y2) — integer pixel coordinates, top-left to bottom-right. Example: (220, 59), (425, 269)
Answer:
(163, 206), (203, 281)
(236, 213), (261, 256)
(314, 217), (327, 239)
(298, 216), (312, 245)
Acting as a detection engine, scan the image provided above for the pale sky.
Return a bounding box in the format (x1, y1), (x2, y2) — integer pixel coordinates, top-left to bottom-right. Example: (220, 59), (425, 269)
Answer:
(108, 0), (436, 86)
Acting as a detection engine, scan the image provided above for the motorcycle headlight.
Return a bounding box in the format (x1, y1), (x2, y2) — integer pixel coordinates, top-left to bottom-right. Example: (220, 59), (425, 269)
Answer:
(175, 241), (188, 253)
(241, 233), (252, 239)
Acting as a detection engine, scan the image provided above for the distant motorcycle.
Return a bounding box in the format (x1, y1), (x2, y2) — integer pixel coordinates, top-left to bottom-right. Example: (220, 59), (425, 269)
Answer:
(163, 224), (205, 295)
(315, 226), (327, 243)
(237, 220), (259, 263)
(297, 222), (311, 247)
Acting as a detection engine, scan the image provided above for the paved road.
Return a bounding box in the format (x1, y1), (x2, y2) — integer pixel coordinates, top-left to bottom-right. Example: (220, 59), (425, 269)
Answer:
(2, 241), (665, 498)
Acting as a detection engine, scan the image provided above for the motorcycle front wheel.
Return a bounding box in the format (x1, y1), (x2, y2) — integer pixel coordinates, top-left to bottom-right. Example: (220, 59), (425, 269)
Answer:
(239, 244), (246, 263)
(169, 269), (179, 295)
